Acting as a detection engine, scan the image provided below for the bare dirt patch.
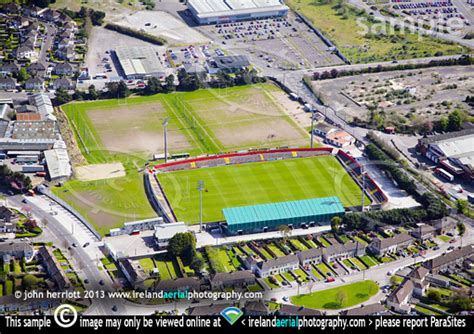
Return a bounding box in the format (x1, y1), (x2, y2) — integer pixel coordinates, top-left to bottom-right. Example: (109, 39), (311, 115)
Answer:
(87, 101), (193, 155)
(268, 90), (313, 128)
(75, 162), (126, 182)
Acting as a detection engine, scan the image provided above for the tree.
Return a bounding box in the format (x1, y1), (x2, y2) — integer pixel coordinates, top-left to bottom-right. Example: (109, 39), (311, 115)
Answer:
(167, 232), (196, 263)
(278, 225), (292, 243)
(456, 199), (468, 215)
(54, 88), (72, 105)
(88, 84), (99, 100)
(457, 221), (466, 237)
(90, 10), (106, 26)
(427, 289), (441, 302)
(163, 75), (176, 93)
(144, 77), (162, 95)
(331, 216), (342, 234)
(447, 110), (462, 132)
(32, 0), (52, 8)
(449, 291), (471, 312)
(190, 253), (204, 273)
(23, 274), (41, 290)
(17, 67), (29, 82)
(438, 116), (449, 132)
(335, 290), (347, 307)
(106, 81), (129, 98)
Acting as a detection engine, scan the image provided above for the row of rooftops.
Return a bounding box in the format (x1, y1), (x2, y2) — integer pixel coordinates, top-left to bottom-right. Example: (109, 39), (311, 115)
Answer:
(1, 61), (73, 74)
(257, 240), (364, 271)
(388, 245), (474, 307)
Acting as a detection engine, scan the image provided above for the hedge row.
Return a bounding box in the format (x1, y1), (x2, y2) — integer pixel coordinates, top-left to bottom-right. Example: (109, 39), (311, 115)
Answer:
(104, 23), (167, 45)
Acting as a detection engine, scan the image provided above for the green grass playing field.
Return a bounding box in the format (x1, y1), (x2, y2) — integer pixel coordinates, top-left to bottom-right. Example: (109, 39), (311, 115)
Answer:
(157, 155), (369, 224)
(57, 84), (307, 235)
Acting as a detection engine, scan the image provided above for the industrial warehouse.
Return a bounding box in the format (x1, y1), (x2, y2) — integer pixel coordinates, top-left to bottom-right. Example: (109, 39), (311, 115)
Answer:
(187, 0), (289, 25)
(418, 128), (474, 182)
(222, 197), (345, 235)
(114, 46), (167, 80)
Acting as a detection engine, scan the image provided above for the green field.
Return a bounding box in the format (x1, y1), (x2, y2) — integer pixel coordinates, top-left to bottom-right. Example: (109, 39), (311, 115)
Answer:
(58, 84), (309, 234)
(290, 280), (379, 309)
(157, 155), (369, 224)
(287, 0), (468, 63)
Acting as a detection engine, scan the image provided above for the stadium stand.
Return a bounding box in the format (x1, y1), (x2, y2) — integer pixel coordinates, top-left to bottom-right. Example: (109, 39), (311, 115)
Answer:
(153, 148), (333, 173)
(336, 150), (387, 205)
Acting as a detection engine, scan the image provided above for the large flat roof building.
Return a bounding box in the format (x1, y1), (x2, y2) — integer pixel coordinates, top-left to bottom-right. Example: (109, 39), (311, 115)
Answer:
(418, 128), (474, 181)
(187, 0), (289, 25)
(223, 196), (344, 235)
(114, 46), (166, 80)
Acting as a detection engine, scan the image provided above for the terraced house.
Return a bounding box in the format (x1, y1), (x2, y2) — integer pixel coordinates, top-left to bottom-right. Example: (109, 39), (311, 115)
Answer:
(297, 241), (365, 266)
(256, 254), (299, 278)
(369, 233), (413, 256)
(424, 245), (474, 274)
(321, 241), (365, 263)
(210, 270), (256, 290)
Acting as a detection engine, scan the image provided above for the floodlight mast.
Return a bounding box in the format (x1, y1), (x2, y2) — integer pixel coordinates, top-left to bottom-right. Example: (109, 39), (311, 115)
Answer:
(163, 117), (169, 163)
(197, 180), (205, 233)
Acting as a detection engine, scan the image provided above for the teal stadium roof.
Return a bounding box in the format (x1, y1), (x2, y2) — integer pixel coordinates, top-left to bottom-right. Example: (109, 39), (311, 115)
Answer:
(223, 196), (344, 226)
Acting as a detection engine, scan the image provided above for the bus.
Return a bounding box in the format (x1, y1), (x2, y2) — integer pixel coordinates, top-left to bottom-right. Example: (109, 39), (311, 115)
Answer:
(435, 168), (454, 182)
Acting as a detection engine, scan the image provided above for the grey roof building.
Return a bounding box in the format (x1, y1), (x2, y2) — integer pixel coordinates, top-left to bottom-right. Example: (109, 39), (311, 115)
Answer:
(342, 303), (386, 316)
(0, 242), (34, 260)
(278, 304), (322, 316)
(211, 270), (256, 289)
(115, 46), (166, 80)
(256, 254), (299, 278)
(54, 62), (74, 76)
(25, 77), (44, 90)
(154, 277), (202, 292)
(369, 233), (413, 255)
(38, 246), (71, 290)
(53, 77), (72, 90)
(424, 245), (474, 273)
(0, 77), (16, 90)
(188, 303), (233, 316)
(0, 62), (19, 75)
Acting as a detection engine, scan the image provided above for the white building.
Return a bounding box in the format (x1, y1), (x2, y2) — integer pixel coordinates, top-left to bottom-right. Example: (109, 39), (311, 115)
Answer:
(187, 0), (289, 25)
(44, 141), (72, 180)
(153, 221), (188, 249)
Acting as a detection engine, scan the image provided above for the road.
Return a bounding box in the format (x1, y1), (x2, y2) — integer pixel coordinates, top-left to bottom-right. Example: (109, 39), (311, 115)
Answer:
(7, 195), (123, 316)
(38, 23), (56, 65)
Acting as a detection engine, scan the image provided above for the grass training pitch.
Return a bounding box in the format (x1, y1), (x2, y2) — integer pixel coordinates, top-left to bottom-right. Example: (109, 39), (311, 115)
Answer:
(157, 155), (370, 224)
(59, 84), (309, 234)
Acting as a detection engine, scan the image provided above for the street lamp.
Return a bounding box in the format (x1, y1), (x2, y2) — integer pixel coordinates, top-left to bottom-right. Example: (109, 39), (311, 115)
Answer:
(162, 117), (169, 163)
(197, 180), (204, 233)
(310, 109), (315, 149)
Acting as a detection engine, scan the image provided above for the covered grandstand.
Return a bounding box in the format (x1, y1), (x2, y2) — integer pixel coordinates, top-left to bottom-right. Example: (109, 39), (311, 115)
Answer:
(222, 197), (345, 235)
(187, 0), (289, 25)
